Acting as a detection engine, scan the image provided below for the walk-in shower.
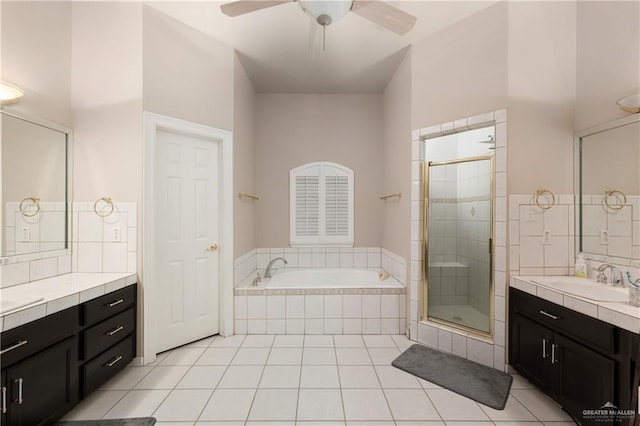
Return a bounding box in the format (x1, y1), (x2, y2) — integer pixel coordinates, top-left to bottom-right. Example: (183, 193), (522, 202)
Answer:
(422, 127), (495, 337)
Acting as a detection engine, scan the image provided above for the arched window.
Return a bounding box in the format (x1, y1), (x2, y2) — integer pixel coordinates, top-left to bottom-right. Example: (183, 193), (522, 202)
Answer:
(290, 161), (354, 247)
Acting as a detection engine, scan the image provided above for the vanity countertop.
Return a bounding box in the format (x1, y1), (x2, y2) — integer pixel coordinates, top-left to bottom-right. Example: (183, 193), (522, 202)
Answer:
(511, 276), (640, 334)
(0, 272), (137, 333)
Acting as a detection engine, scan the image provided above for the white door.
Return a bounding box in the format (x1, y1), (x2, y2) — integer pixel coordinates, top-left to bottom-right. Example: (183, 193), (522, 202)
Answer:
(154, 128), (220, 353)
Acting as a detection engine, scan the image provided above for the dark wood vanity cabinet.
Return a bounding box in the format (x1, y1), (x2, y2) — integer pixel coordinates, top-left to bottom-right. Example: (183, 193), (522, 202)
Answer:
(79, 285), (137, 397)
(510, 287), (639, 425)
(0, 307), (79, 426)
(0, 283), (137, 425)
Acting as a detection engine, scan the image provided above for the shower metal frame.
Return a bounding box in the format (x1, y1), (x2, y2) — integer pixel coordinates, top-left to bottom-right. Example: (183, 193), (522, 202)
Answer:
(421, 154), (495, 339)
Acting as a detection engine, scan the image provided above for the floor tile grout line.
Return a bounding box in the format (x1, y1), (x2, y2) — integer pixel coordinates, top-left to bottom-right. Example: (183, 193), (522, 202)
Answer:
(194, 334), (244, 423)
(148, 357), (197, 421)
(367, 343), (397, 423)
(333, 335), (348, 423)
(243, 339), (275, 423)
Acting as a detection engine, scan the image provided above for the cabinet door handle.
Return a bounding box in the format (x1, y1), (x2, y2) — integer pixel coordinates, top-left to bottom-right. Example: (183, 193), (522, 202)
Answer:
(551, 344), (559, 364)
(2, 386), (6, 413)
(106, 299), (124, 308)
(106, 325), (124, 336)
(14, 378), (23, 405)
(0, 340), (28, 355)
(539, 310), (560, 320)
(105, 355), (123, 367)
(542, 339), (547, 358)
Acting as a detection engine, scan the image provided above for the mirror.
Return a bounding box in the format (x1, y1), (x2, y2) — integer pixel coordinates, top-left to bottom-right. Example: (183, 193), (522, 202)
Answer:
(1, 111), (72, 258)
(576, 115), (639, 262)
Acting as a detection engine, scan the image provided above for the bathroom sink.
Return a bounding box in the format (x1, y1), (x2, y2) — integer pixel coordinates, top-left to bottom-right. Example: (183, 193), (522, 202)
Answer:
(0, 296), (44, 314)
(530, 277), (629, 303)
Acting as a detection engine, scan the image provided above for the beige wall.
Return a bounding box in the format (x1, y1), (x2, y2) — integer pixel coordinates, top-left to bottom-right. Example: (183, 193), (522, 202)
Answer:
(507, 1), (576, 194)
(1, 1), (71, 126)
(411, 2), (508, 129)
(254, 94), (384, 248)
(143, 6), (234, 131)
(233, 54), (256, 257)
(72, 2), (143, 204)
(411, 1), (578, 196)
(382, 50), (412, 263)
(575, 1), (640, 132)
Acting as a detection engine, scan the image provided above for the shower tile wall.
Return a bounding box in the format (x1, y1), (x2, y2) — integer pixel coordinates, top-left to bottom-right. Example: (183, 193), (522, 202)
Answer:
(410, 109), (508, 371)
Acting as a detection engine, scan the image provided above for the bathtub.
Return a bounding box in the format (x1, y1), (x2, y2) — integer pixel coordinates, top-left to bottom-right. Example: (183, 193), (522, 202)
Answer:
(266, 268), (403, 289)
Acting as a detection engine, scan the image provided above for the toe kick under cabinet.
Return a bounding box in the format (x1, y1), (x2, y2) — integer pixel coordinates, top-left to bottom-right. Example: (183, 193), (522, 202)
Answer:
(0, 283), (137, 425)
(509, 287), (639, 426)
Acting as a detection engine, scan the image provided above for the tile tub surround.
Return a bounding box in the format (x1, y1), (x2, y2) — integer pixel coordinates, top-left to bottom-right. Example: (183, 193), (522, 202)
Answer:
(234, 287), (407, 335)
(234, 248), (407, 335)
(511, 275), (640, 334)
(0, 272), (137, 332)
(410, 110), (509, 371)
(235, 247), (407, 287)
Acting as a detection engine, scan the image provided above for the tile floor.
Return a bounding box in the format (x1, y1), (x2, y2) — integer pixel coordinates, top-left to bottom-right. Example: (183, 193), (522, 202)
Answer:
(63, 334), (576, 425)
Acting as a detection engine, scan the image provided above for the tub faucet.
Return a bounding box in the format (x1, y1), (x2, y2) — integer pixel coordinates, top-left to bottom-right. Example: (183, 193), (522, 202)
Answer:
(265, 257), (288, 279)
(596, 264), (623, 286)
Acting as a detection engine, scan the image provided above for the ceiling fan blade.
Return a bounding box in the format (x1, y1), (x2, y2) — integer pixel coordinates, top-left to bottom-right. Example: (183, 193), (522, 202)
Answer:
(220, 0), (294, 17)
(350, 0), (417, 36)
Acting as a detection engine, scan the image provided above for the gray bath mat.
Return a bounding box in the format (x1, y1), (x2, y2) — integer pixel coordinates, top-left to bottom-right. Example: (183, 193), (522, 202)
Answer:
(55, 418), (156, 426)
(392, 344), (512, 410)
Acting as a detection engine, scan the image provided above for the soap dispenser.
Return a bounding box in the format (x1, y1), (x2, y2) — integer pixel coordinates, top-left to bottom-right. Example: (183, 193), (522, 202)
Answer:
(574, 254), (587, 278)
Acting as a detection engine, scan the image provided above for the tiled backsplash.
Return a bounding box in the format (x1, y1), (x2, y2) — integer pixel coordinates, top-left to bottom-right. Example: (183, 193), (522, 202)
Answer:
(0, 201), (137, 288)
(0, 253), (71, 288)
(509, 194), (640, 282)
(582, 195), (638, 260)
(72, 202), (137, 274)
(5, 201), (67, 256)
(509, 194), (575, 276)
(235, 247), (407, 287)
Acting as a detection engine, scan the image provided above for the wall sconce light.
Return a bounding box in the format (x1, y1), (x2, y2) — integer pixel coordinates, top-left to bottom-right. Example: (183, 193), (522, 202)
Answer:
(0, 81), (24, 105)
(616, 92), (640, 113)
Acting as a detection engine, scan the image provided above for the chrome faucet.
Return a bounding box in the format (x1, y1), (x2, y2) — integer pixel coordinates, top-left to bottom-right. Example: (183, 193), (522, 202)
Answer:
(595, 264), (623, 286)
(264, 257), (288, 279)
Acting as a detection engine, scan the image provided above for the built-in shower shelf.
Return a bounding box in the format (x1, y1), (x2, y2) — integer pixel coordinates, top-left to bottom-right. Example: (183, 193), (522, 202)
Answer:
(429, 262), (468, 268)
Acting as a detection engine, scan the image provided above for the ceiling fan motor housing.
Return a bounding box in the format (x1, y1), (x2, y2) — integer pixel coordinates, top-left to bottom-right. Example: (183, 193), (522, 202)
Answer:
(299, 0), (352, 26)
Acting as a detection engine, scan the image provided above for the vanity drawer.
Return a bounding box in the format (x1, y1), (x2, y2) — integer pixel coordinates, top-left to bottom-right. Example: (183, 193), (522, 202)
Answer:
(82, 334), (134, 396)
(82, 285), (136, 326)
(511, 288), (615, 353)
(1, 306), (78, 368)
(83, 308), (135, 361)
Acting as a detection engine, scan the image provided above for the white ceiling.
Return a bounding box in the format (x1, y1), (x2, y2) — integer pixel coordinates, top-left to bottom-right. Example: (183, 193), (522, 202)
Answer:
(148, 1), (496, 93)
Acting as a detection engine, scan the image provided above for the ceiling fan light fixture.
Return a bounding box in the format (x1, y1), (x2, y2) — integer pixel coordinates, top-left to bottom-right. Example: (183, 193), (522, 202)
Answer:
(299, 0), (352, 26)
(0, 81), (24, 105)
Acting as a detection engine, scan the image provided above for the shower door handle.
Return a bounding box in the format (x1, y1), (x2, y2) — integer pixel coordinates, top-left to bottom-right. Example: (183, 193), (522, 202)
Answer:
(488, 238), (492, 255)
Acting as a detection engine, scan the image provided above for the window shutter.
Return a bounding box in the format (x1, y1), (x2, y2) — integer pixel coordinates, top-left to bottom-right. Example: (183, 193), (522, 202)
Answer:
(295, 175), (319, 236)
(290, 162), (353, 247)
(325, 175), (349, 236)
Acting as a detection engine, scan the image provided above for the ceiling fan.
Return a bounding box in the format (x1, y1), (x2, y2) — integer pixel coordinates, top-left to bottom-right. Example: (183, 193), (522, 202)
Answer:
(220, 0), (417, 36)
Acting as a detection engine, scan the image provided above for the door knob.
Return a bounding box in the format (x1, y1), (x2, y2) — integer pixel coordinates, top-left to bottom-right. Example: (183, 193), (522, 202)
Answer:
(206, 244), (218, 252)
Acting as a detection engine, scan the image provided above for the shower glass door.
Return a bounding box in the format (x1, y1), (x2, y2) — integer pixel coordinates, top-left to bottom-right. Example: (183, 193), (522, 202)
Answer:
(424, 156), (493, 336)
